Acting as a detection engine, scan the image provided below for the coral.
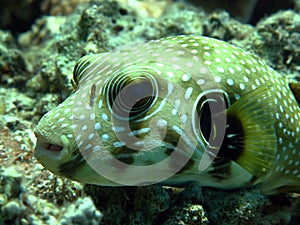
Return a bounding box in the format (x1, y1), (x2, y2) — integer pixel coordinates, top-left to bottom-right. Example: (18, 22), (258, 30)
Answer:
(200, 187), (289, 225)
(202, 10), (254, 41)
(0, 0), (43, 32)
(32, 93), (61, 120)
(84, 185), (135, 224)
(0, 31), (30, 87)
(0, 173), (95, 225)
(154, 2), (206, 37)
(185, 0), (259, 22)
(296, 0), (300, 11)
(84, 185), (173, 224)
(225, 9), (300, 82)
(18, 16), (67, 47)
(1, 200), (26, 224)
(164, 204), (209, 225)
(0, 30), (15, 48)
(17, 0), (206, 94)
(130, 186), (171, 223)
(0, 167), (24, 200)
(248, 10), (300, 79)
(59, 197), (103, 225)
(29, 169), (83, 205)
(116, 0), (172, 18)
(41, 0), (88, 16)
(0, 90), (36, 171)
(84, 184), (298, 224)
(186, 0), (294, 24)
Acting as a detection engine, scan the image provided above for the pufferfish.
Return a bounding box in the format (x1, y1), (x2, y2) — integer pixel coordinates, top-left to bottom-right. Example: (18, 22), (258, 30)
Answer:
(34, 35), (300, 194)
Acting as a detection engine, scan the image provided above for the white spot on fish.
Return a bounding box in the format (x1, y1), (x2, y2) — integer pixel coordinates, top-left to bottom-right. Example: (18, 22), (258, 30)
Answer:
(93, 145), (101, 152)
(214, 76), (221, 83)
(217, 67), (225, 73)
(185, 87), (193, 99)
(81, 125), (87, 131)
(60, 123), (68, 128)
(90, 113), (95, 120)
(182, 74), (190, 82)
(95, 122), (101, 130)
(102, 134), (109, 142)
(113, 141), (125, 147)
(157, 119), (167, 128)
(199, 67), (208, 74)
(167, 71), (174, 78)
(197, 79), (206, 85)
(226, 78), (234, 86)
(180, 114), (188, 124)
(101, 113), (108, 121)
(88, 133), (95, 140)
(239, 83), (245, 90)
(58, 117), (65, 122)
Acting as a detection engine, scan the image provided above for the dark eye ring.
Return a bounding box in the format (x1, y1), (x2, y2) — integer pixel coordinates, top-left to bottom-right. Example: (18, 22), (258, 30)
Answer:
(106, 73), (158, 120)
(193, 90), (230, 148)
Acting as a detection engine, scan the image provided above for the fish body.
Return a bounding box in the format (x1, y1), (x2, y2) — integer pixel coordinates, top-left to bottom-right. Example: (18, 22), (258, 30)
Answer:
(34, 35), (300, 194)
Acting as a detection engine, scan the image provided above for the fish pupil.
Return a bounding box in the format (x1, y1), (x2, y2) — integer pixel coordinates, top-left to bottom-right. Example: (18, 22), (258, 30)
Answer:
(199, 101), (212, 141)
(122, 80), (153, 109)
(109, 77), (155, 119)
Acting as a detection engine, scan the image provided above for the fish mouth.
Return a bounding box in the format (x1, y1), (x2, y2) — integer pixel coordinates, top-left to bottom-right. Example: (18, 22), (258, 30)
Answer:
(34, 130), (67, 174)
(34, 130), (64, 157)
(42, 142), (64, 152)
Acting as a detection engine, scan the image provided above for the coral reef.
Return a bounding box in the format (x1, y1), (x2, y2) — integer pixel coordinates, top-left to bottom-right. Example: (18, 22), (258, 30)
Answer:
(59, 197), (103, 225)
(41, 0), (89, 16)
(0, 31), (30, 88)
(0, 175), (100, 225)
(248, 10), (300, 79)
(0, 0), (300, 224)
(185, 0), (260, 22)
(0, 0), (43, 32)
(116, 0), (172, 18)
(186, 0), (294, 24)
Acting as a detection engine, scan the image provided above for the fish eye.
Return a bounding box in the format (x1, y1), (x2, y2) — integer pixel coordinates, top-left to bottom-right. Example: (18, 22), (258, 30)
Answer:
(107, 75), (157, 120)
(199, 100), (213, 142)
(72, 54), (98, 89)
(193, 90), (230, 147)
(122, 79), (154, 108)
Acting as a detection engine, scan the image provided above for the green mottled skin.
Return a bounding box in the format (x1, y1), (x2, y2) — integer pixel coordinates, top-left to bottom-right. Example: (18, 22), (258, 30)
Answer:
(34, 35), (300, 194)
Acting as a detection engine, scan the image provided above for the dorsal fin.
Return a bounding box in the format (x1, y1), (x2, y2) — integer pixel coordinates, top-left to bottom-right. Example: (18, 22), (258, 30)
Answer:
(289, 82), (300, 105)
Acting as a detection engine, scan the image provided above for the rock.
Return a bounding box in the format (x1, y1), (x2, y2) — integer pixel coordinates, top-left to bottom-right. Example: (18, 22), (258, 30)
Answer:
(60, 197), (103, 225)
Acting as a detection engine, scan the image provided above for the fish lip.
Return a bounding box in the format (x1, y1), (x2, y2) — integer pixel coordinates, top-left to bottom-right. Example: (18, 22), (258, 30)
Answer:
(34, 130), (67, 174)
(40, 141), (63, 152)
(34, 131), (64, 157)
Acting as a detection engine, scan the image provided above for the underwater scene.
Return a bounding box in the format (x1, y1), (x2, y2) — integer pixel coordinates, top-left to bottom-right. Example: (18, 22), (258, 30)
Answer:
(1, 0), (300, 224)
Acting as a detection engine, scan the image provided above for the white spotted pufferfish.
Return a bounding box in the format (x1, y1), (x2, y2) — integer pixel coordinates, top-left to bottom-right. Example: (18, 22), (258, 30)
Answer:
(34, 35), (300, 194)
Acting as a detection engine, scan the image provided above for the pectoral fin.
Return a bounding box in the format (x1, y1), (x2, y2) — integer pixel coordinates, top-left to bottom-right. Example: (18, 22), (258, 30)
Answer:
(217, 86), (278, 177)
(289, 82), (300, 106)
